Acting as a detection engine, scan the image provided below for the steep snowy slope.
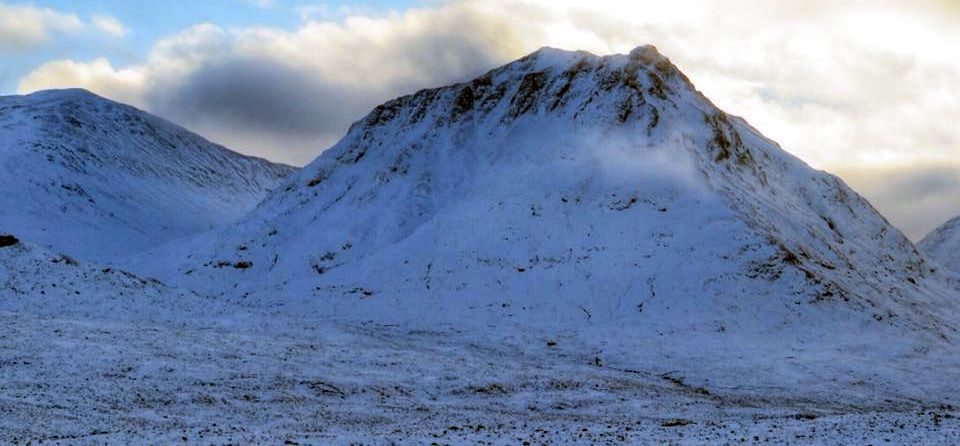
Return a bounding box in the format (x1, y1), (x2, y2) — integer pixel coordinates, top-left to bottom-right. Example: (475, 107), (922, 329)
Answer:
(0, 89), (295, 263)
(154, 46), (957, 342)
(919, 216), (960, 272)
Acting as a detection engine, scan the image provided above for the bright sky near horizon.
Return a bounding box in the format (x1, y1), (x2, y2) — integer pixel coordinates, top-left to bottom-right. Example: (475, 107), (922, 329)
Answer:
(2, 0), (960, 239)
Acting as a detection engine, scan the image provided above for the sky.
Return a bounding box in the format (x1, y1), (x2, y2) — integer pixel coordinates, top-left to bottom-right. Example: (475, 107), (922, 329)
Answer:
(1, 0), (959, 240)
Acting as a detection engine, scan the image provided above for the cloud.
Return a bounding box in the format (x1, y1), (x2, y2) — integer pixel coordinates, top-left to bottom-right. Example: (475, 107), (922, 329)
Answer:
(0, 3), (83, 51)
(837, 165), (960, 240)
(0, 3), (129, 52)
(91, 14), (127, 37)
(17, 4), (541, 164)
(294, 5), (331, 21)
(12, 0), (960, 233)
(17, 57), (144, 105)
(243, 0), (275, 8)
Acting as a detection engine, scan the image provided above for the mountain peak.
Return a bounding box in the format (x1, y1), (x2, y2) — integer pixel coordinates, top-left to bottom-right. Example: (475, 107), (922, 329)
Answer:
(10, 88), (112, 108)
(350, 43), (700, 148)
(523, 45), (596, 64)
(522, 44), (664, 67)
(161, 45), (941, 344)
(3, 88), (145, 135)
(628, 44), (661, 59)
(23, 87), (101, 99)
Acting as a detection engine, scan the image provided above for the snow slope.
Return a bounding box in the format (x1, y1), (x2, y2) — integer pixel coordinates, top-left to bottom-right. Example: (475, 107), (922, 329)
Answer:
(919, 215), (960, 272)
(0, 89), (295, 264)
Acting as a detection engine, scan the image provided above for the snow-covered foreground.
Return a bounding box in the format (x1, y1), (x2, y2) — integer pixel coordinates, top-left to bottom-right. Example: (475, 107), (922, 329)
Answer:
(2, 241), (959, 444)
(2, 299), (959, 445)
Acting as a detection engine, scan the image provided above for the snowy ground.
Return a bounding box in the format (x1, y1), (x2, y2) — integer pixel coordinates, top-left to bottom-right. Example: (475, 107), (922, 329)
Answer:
(2, 304), (959, 445)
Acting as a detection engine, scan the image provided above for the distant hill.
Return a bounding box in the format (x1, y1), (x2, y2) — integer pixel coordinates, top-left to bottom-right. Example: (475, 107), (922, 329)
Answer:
(0, 89), (295, 263)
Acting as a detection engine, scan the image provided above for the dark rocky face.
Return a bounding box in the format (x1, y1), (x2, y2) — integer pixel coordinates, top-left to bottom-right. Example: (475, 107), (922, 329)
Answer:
(0, 234), (20, 248)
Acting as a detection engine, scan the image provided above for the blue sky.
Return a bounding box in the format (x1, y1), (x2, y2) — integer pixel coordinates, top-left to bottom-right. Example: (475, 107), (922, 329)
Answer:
(1, 0), (423, 93)
(35, 0), (422, 43)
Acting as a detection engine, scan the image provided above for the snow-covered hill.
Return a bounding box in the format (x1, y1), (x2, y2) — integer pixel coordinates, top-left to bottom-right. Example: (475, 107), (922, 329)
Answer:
(0, 89), (295, 264)
(919, 216), (960, 272)
(150, 46), (958, 344)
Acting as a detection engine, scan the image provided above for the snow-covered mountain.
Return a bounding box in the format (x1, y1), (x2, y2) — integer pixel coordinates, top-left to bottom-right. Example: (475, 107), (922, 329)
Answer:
(919, 216), (960, 272)
(5, 47), (960, 444)
(0, 89), (295, 264)
(150, 46), (958, 342)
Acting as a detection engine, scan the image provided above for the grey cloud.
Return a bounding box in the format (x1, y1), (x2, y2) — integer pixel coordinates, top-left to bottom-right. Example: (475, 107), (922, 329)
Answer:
(141, 60), (380, 165)
(838, 165), (960, 241)
(147, 58), (373, 138)
(133, 16), (513, 164)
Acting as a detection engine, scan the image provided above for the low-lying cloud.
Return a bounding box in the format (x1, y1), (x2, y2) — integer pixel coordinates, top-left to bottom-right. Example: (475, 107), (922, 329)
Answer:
(838, 165), (960, 240)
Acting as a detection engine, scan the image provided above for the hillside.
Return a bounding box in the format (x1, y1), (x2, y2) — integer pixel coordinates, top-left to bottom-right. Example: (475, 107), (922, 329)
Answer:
(150, 46), (956, 339)
(0, 89), (295, 263)
(919, 216), (960, 272)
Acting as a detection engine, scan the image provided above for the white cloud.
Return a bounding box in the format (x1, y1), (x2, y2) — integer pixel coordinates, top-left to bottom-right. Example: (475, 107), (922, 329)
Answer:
(91, 14), (127, 37)
(0, 3), (83, 51)
(13, 0), (960, 236)
(243, 0), (275, 8)
(0, 3), (129, 52)
(17, 57), (145, 106)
